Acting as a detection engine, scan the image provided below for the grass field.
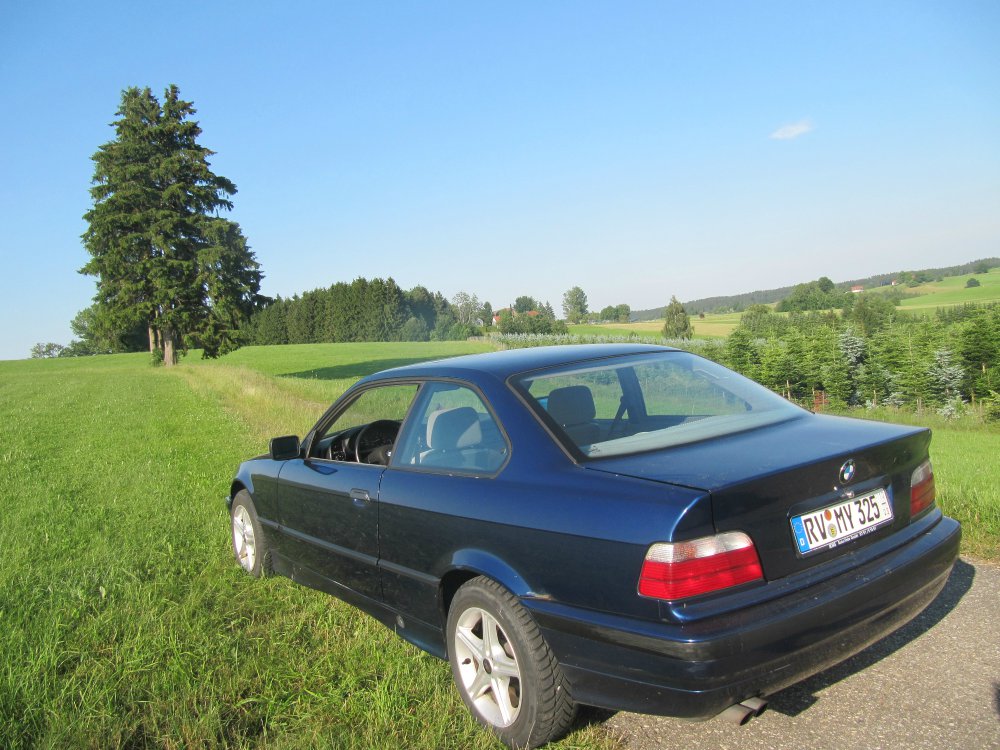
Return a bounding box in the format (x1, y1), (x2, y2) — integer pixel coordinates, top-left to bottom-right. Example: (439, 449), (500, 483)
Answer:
(0, 344), (614, 750)
(897, 267), (1000, 312)
(578, 267), (998, 337)
(1, 342), (996, 748)
(570, 312), (741, 339)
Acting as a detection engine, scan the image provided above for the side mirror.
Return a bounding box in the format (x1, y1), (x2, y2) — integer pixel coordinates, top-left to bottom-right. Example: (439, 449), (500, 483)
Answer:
(269, 435), (301, 461)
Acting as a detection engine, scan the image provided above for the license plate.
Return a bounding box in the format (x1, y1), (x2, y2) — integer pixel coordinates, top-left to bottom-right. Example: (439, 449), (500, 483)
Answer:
(791, 488), (893, 556)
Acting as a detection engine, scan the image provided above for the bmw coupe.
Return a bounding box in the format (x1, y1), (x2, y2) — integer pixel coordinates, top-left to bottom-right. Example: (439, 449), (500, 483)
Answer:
(227, 344), (960, 748)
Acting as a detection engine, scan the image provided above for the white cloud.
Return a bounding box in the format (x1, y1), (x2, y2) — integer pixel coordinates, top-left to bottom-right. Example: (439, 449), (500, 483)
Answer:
(770, 119), (814, 140)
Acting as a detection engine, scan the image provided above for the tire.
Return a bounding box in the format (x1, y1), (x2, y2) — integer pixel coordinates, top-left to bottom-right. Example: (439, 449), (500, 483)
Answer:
(230, 490), (271, 578)
(447, 577), (576, 749)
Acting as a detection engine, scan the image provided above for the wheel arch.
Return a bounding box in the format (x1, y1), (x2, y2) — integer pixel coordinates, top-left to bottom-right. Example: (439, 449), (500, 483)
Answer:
(438, 550), (535, 627)
(228, 480), (253, 511)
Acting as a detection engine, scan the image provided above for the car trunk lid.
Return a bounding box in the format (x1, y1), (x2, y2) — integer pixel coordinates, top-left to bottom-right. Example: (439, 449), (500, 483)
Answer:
(584, 414), (931, 580)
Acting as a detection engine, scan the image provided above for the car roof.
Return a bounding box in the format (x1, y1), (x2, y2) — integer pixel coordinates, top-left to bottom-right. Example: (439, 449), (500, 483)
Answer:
(364, 343), (677, 383)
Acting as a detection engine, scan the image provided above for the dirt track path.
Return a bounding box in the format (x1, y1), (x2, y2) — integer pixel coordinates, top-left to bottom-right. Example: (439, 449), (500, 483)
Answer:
(606, 556), (1000, 750)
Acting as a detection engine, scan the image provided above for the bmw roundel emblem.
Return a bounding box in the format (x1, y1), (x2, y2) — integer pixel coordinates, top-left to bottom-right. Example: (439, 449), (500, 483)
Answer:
(839, 459), (857, 484)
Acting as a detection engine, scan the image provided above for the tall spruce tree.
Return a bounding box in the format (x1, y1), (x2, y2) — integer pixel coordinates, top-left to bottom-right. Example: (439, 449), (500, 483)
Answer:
(81, 85), (263, 364)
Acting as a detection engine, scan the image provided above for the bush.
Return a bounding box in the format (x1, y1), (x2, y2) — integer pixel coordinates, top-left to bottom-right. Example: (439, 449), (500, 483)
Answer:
(431, 321), (479, 341)
(983, 392), (1000, 422)
(967, 278), (981, 288)
(936, 398), (966, 420)
(399, 316), (430, 341)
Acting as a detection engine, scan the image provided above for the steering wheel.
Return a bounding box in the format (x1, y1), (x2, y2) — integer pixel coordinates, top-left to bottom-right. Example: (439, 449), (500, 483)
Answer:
(354, 419), (402, 464)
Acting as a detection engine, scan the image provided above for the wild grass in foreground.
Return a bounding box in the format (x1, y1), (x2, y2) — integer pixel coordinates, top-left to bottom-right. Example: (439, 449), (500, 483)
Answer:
(0, 349), (616, 749)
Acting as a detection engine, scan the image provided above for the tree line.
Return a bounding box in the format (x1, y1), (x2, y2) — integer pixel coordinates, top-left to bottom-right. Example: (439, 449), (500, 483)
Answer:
(246, 279), (474, 344)
(245, 282), (573, 345)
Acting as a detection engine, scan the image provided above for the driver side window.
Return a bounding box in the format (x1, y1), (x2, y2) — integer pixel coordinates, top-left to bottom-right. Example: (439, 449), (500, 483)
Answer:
(312, 384), (418, 464)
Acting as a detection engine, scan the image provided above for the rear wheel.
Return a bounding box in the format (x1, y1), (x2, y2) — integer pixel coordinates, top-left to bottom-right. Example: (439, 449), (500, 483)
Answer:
(447, 577), (576, 749)
(231, 490), (271, 578)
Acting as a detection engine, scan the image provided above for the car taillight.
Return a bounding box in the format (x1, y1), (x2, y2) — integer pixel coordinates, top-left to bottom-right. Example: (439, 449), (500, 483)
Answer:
(638, 532), (764, 601)
(910, 459), (936, 517)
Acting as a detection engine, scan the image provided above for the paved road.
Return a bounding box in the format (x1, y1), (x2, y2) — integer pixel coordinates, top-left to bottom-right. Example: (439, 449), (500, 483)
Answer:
(604, 556), (1000, 750)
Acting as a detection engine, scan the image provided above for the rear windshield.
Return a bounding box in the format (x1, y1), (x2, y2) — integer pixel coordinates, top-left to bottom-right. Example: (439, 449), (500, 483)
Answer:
(512, 351), (804, 459)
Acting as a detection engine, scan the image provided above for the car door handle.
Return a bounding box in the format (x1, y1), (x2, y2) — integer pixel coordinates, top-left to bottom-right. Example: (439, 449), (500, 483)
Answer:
(350, 488), (372, 507)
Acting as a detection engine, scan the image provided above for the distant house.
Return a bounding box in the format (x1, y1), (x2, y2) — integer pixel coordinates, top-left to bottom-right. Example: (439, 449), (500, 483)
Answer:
(851, 285), (864, 293)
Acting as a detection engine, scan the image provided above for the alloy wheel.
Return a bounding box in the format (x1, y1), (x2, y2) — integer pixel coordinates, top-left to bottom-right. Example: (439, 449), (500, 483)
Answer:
(452, 606), (523, 727)
(232, 505), (257, 573)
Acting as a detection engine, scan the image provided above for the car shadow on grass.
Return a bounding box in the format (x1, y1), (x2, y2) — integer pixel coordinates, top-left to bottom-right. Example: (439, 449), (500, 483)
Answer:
(280, 358), (441, 381)
(767, 557), (975, 717)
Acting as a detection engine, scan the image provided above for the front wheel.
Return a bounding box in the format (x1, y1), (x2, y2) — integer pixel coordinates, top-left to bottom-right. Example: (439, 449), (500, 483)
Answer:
(231, 490), (271, 578)
(447, 577), (576, 749)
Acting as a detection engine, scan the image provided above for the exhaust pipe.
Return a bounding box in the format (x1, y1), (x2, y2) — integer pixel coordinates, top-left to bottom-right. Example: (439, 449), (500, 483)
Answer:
(719, 697), (769, 725)
(741, 696), (768, 717)
(719, 703), (754, 725)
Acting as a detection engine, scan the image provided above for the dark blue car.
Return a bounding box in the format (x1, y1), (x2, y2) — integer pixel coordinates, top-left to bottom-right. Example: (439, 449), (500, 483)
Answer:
(227, 344), (960, 749)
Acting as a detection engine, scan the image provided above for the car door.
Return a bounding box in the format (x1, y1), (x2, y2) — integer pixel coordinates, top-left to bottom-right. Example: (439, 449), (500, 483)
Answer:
(378, 381), (510, 624)
(276, 382), (418, 600)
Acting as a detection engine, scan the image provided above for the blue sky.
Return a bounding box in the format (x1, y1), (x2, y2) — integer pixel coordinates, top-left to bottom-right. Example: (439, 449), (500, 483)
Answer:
(1, 1), (998, 359)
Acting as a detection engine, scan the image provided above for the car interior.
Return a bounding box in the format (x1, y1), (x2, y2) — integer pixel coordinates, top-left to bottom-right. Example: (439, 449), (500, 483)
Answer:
(311, 398), (508, 473)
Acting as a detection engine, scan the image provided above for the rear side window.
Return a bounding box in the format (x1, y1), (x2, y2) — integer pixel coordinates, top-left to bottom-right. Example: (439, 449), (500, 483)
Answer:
(392, 382), (508, 474)
(523, 369), (623, 421)
(513, 351), (803, 458)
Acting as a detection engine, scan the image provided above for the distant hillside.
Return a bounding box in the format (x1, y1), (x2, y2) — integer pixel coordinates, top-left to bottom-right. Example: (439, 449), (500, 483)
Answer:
(632, 257), (1000, 320)
(633, 286), (794, 320)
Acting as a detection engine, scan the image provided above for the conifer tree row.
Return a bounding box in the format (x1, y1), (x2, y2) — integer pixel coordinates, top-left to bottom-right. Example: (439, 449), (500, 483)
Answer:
(245, 279), (489, 345)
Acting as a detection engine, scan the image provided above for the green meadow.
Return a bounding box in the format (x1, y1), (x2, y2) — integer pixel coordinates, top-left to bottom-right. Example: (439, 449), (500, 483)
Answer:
(897, 267), (1000, 312)
(0, 344), (615, 750)
(599, 267), (1000, 336)
(569, 312), (742, 339)
(1, 341), (996, 748)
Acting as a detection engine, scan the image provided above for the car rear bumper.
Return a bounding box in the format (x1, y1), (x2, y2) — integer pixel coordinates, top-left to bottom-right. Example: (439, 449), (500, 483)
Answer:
(525, 511), (961, 719)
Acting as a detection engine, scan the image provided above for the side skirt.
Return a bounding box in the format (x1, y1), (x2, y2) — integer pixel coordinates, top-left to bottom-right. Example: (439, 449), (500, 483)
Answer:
(270, 550), (448, 660)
